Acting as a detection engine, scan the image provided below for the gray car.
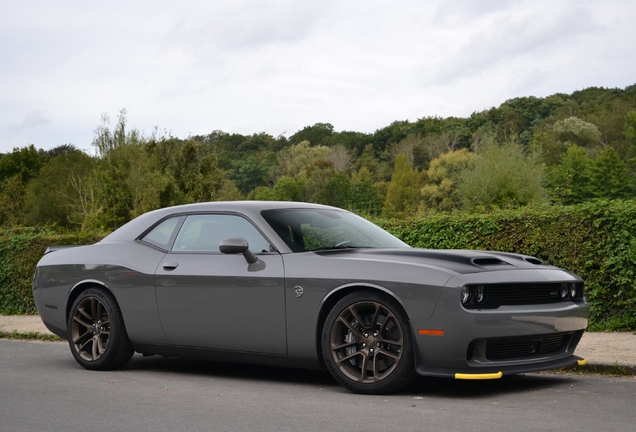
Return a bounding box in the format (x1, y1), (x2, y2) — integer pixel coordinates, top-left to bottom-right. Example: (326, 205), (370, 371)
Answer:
(33, 201), (589, 394)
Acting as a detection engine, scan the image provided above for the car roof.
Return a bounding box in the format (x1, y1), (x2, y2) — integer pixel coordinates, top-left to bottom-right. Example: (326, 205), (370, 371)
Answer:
(101, 201), (342, 244)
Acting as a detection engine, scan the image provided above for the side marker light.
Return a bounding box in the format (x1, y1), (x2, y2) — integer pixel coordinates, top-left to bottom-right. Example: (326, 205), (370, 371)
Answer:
(418, 329), (445, 336)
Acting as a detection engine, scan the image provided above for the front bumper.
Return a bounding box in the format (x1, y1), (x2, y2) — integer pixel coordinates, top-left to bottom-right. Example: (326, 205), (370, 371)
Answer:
(410, 282), (589, 378)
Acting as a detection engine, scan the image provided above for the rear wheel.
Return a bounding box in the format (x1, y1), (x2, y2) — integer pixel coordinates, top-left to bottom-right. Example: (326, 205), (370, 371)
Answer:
(321, 291), (416, 394)
(68, 288), (134, 370)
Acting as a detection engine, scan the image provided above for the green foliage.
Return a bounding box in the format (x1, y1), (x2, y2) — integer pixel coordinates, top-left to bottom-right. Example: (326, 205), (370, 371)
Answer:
(420, 149), (476, 211)
(0, 228), (104, 314)
(459, 139), (546, 209)
(376, 200), (636, 331)
(589, 147), (633, 199)
(350, 167), (382, 216)
(548, 145), (593, 204)
(383, 154), (419, 218)
(552, 116), (602, 147)
(289, 123), (334, 146)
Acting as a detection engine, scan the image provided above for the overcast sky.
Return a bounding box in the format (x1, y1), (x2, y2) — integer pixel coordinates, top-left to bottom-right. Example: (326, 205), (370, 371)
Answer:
(1, 0), (634, 153)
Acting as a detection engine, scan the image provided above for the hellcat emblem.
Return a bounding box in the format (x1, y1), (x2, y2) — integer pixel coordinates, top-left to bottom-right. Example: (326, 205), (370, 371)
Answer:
(294, 286), (304, 298)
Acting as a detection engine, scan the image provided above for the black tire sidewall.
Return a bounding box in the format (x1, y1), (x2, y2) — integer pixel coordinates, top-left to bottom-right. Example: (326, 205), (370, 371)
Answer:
(321, 290), (416, 394)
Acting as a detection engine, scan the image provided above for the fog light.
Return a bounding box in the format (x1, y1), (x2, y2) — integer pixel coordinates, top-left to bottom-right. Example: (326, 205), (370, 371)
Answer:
(475, 285), (487, 304)
(461, 286), (471, 304)
(560, 283), (570, 299)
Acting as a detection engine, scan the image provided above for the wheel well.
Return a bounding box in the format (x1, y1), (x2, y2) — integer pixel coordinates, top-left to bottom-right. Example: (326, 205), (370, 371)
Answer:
(65, 282), (113, 323)
(314, 285), (407, 369)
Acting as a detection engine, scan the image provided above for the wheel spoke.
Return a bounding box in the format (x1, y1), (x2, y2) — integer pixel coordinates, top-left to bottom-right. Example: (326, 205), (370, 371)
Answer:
(336, 350), (363, 365)
(91, 336), (99, 360)
(73, 315), (92, 329)
(78, 307), (93, 321)
(73, 329), (91, 344)
(336, 316), (363, 338)
(358, 354), (369, 382)
(347, 305), (367, 330)
(90, 298), (98, 321)
(377, 349), (400, 360)
(370, 304), (382, 329)
(331, 339), (357, 350)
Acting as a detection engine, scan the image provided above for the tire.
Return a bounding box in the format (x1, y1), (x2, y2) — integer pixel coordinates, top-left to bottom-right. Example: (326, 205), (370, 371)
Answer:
(67, 288), (134, 370)
(321, 290), (417, 394)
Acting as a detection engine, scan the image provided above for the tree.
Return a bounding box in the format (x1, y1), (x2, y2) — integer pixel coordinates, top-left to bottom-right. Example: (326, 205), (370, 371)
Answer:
(23, 149), (98, 229)
(388, 134), (421, 166)
(0, 144), (49, 184)
(252, 177), (305, 201)
(459, 139), (546, 209)
(420, 149), (476, 211)
(289, 123), (334, 146)
(547, 145), (593, 205)
(328, 144), (354, 172)
(350, 167), (382, 216)
(552, 116), (602, 147)
(214, 180), (244, 201)
(325, 172), (351, 208)
(272, 141), (330, 181)
(383, 154), (420, 218)
(588, 147), (633, 199)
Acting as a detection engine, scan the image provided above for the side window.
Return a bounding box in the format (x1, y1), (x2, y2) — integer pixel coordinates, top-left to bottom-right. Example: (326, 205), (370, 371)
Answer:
(172, 214), (272, 253)
(141, 217), (183, 250)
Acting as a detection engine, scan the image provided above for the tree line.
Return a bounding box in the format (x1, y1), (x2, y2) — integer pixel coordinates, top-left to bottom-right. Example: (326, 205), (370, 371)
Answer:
(1, 84), (635, 231)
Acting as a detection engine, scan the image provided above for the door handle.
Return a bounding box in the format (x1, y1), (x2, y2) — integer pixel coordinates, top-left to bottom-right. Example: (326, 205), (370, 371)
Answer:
(163, 262), (179, 270)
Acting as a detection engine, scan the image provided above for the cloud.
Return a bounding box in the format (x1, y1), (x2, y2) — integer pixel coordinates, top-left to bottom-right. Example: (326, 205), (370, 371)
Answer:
(423, 2), (600, 85)
(8, 110), (51, 132)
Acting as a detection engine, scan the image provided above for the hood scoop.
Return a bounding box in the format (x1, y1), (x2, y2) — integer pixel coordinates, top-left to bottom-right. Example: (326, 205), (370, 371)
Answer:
(524, 257), (544, 265)
(471, 257), (511, 267)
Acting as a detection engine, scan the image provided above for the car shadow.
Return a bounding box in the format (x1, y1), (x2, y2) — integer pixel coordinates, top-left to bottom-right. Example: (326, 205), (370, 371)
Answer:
(405, 373), (573, 398)
(122, 353), (576, 397)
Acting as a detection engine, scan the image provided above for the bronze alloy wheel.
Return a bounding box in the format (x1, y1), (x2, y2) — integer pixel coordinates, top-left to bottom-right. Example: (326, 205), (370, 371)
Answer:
(68, 288), (134, 370)
(71, 296), (111, 361)
(322, 291), (416, 394)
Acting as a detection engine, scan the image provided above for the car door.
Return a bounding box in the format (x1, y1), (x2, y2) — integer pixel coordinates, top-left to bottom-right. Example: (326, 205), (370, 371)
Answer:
(155, 213), (286, 355)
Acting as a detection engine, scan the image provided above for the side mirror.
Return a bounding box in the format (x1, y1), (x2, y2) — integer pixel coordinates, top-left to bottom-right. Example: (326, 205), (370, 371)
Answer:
(219, 238), (258, 264)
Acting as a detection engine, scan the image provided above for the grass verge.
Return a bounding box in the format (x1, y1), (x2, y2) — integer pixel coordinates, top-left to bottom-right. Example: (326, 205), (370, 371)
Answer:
(0, 330), (63, 342)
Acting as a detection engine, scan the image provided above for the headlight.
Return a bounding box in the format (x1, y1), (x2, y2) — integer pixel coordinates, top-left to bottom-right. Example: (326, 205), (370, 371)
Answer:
(570, 283), (579, 300)
(560, 283), (570, 299)
(475, 285), (487, 304)
(461, 286), (471, 304)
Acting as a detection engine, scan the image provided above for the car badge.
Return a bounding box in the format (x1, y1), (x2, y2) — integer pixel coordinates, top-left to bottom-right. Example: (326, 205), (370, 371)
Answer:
(294, 286), (304, 298)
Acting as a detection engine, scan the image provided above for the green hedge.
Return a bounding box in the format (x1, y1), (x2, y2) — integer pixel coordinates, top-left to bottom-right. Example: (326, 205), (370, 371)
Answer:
(375, 200), (636, 331)
(0, 228), (103, 314)
(1, 201), (635, 330)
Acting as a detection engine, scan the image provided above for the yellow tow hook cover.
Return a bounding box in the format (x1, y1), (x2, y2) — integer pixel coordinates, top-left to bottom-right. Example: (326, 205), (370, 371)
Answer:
(577, 358), (587, 366)
(454, 371), (503, 380)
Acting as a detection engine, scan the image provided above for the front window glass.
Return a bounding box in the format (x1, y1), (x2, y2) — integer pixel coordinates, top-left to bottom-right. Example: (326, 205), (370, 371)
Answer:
(172, 214), (272, 253)
(261, 209), (409, 252)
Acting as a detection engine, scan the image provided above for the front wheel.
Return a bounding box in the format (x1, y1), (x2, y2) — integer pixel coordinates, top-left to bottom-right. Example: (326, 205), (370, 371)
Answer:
(67, 288), (134, 370)
(321, 291), (416, 394)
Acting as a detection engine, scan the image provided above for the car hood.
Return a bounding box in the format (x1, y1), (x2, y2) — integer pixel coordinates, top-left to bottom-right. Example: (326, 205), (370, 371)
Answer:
(313, 248), (555, 275)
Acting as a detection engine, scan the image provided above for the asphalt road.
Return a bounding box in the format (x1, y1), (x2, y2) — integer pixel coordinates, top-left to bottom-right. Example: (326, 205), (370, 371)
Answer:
(1, 340), (635, 432)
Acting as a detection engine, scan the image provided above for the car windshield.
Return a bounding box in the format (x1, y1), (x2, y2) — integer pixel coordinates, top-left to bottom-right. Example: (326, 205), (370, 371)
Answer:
(261, 208), (409, 252)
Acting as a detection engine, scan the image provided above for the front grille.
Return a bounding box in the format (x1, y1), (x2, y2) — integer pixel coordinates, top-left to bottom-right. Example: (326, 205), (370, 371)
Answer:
(484, 333), (569, 360)
(462, 283), (584, 309)
(487, 283), (561, 304)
